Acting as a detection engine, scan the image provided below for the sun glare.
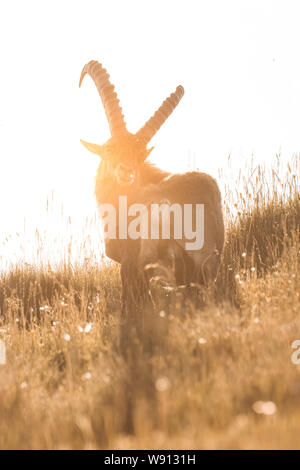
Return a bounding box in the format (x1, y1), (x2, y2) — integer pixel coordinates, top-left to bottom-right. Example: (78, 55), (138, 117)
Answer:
(1, 0), (300, 265)
(0, 1), (300, 453)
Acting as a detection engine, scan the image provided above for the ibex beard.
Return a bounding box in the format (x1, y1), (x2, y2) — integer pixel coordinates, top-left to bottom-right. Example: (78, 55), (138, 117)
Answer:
(79, 60), (225, 322)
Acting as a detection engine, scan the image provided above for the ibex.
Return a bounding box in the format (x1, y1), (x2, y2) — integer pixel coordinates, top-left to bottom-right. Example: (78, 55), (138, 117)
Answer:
(79, 60), (225, 315)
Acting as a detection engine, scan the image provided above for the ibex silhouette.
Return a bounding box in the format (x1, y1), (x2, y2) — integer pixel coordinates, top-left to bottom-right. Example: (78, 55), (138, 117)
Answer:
(79, 60), (225, 316)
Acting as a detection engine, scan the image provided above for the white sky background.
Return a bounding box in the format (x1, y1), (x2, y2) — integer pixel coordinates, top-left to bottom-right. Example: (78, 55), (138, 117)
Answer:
(0, 0), (300, 265)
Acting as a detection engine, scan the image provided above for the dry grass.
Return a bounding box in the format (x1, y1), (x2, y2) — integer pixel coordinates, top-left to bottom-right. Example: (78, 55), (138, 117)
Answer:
(0, 156), (299, 449)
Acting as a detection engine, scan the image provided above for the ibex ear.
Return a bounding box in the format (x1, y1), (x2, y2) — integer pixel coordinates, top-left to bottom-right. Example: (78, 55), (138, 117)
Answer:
(80, 139), (105, 158)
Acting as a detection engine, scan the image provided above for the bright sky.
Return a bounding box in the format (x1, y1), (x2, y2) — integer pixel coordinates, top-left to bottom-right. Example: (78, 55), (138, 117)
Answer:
(1, 0), (300, 265)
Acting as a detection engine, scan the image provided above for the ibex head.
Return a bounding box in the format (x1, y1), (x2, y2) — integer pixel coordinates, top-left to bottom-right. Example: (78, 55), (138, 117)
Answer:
(79, 61), (184, 186)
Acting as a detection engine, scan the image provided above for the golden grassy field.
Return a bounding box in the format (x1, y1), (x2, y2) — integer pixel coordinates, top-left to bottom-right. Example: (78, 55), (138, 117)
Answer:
(0, 156), (299, 450)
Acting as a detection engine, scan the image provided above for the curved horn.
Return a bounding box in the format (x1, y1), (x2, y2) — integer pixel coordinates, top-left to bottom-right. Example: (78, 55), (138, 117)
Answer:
(79, 60), (127, 137)
(136, 85), (184, 145)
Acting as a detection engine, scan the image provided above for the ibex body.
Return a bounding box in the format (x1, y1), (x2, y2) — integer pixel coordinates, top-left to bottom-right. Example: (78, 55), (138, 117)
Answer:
(79, 61), (225, 314)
